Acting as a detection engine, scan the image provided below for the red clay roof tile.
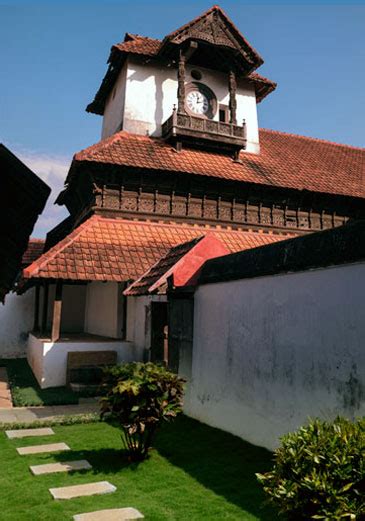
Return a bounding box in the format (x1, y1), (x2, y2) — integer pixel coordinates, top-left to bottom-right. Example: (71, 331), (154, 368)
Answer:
(74, 129), (365, 199)
(23, 215), (290, 282)
(21, 239), (45, 266)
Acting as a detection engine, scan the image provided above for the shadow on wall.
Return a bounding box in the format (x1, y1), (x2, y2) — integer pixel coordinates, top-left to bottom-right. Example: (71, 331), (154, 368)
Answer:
(126, 68), (174, 136)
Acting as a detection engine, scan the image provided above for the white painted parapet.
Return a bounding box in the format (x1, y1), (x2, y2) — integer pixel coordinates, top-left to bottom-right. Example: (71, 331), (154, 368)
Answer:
(27, 334), (135, 388)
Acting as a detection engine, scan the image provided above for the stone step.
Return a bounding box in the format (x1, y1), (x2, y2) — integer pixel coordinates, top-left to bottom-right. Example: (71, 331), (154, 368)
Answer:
(6, 428), (55, 439)
(17, 442), (70, 455)
(49, 481), (116, 500)
(73, 508), (144, 520)
(30, 459), (92, 476)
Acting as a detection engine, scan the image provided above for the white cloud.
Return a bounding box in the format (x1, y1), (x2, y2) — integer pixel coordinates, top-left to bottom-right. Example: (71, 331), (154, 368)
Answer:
(8, 146), (73, 239)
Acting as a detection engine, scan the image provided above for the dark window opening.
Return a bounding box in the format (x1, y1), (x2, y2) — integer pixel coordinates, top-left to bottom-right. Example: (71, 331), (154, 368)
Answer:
(219, 104), (229, 123)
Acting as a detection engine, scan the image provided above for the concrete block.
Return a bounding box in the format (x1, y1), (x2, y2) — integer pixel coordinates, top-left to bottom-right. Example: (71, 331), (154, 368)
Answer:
(17, 442), (70, 455)
(49, 481), (116, 500)
(30, 460), (92, 475)
(6, 428), (55, 439)
(73, 508), (144, 520)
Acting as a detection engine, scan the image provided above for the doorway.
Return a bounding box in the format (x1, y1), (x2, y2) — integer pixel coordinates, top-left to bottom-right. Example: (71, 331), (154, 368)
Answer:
(150, 302), (168, 364)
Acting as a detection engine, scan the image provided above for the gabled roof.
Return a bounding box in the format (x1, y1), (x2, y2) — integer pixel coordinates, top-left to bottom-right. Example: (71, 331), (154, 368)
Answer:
(72, 129), (365, 200)
(86, 6), (275, 115)
(158, 5), (263, 69)
(124, 234), (230, 296)
(23, 215), (290, 283)
(124, 237), (204, 295)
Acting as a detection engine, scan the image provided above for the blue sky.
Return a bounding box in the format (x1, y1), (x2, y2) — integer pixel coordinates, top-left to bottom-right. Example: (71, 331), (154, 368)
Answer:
(0, 1), (364, 237)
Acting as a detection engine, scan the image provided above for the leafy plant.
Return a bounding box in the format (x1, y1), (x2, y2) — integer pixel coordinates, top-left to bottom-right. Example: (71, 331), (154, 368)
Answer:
(256, 417), (365, 520)
(100, 362), (185, 461)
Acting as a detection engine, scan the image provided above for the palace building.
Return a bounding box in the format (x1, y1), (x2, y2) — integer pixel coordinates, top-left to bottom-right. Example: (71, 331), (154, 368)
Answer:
(21, 6), (364, 388)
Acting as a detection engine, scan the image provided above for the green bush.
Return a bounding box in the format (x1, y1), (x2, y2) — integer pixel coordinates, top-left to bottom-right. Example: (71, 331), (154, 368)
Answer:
(256, 417), (365, 520)
(100, 362), (185, 461)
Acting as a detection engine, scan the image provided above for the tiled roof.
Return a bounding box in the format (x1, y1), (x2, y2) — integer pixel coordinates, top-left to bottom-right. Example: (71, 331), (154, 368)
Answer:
(114, 34), (161, 55)
(87, 32), (275, 114)
(23, 215), (289, 282)
(22, 239), (45, 266)
(74, 129), (365, 200)
(124, 237), (204, 295)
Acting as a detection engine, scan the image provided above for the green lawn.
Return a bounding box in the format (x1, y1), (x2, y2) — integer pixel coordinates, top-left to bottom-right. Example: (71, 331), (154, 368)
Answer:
(0, 358), (79, 406)
(0, 416), (279, 520)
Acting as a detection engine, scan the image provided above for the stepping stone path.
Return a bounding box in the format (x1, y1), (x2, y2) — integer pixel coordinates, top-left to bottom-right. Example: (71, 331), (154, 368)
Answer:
(6, 427), (55, 439)
(0, 367), (12, 408)
(10, 426), (143, 519)
(73, 507), (144, 520)
(30, 460), (92, 476)
(17, 442), (70, 455)
(49, 481), (116, 500)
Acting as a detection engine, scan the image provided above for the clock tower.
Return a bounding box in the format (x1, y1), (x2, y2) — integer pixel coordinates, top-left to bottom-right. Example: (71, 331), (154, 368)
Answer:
(87, 6), (276, 155)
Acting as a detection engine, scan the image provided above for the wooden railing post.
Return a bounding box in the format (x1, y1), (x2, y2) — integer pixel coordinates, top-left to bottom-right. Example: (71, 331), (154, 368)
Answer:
(229, 70), (237, 125)
(177, 50), (186, 114)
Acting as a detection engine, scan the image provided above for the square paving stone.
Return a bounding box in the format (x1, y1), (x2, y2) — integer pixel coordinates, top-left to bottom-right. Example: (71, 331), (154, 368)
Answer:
(17, 442), (70, 455)
(30, 460), (92, 475)
(49, 481), (116, 500)
(73, 508), (144, 520)
(6, 428), (55, 439)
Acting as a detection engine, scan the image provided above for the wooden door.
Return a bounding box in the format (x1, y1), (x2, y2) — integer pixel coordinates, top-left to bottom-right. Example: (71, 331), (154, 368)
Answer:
(150, 302), (168, 364)
(168, 295), (194, 376)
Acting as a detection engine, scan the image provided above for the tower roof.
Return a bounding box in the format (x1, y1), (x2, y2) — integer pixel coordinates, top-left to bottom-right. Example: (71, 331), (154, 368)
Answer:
(86, 6), (276, 115)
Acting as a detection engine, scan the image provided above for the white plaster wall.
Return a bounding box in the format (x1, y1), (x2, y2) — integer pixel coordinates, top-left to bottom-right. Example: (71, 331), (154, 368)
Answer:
(27, 333), (44, 384)
(84, 282), (124, 338)
(0, 289), (35, 358)
(27, 333), (135, 388)
(103, 58), (260, 152)
(101, 61), (128, 139)
(126, 295), (167, 360)
(188, 262), (365, 450)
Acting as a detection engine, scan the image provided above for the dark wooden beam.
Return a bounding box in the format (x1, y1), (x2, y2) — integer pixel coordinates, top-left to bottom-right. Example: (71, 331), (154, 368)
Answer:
(41, 281), (49, 335)
(33, 284), (40, 332)
(229, 70), (237, 125)
(183, 40), (198, 62)
(51, 280), (63, 342)
(177, 50), (186, 114)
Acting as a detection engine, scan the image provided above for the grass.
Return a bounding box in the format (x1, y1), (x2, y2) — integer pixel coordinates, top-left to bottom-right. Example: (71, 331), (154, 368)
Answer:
(0, 358), (79, 406)
(0, 415), (280, 520)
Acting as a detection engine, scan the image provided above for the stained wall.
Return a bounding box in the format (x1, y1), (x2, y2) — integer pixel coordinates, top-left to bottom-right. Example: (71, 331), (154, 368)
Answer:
(186, 262), (365, 449)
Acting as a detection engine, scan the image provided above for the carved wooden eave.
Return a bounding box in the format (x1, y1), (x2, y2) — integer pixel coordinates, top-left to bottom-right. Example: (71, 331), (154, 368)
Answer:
(158, 5), (264, 74)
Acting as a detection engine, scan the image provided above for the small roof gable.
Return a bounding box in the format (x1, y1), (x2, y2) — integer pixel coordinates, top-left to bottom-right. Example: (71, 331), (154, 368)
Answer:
(124, 234), (230, 296)
(159, 6), (263, 71)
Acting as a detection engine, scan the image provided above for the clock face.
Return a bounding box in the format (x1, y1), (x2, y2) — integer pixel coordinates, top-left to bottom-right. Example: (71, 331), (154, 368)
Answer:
(186, 90), (209, 115)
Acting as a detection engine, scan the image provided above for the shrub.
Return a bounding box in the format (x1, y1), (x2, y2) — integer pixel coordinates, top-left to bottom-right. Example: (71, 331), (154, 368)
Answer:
(256, 417), (365, 520)
(100, 362), (185, 461)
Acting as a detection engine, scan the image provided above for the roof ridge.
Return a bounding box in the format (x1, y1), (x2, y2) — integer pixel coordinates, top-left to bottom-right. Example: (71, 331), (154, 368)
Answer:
(260, 128), (365, 152)
(23, 216), (99, 278)
(96, 216), (285, 237)
(126, 34), (161, 43)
